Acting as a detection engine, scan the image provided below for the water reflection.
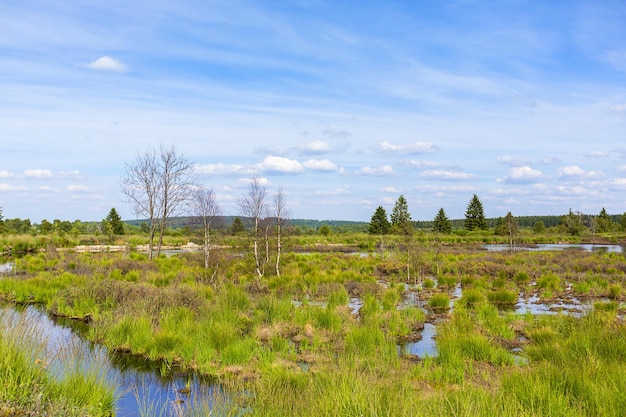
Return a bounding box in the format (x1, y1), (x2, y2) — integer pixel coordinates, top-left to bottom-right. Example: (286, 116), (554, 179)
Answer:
(1, 305), (226, 417)
(483, 243), (623, 253)
(399, 323), (438, 358)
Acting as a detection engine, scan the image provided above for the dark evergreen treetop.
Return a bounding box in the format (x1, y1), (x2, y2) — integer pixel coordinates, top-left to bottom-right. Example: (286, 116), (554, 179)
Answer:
(464, 194), (488, 231)
(368, 206), (391, 235)
(597, 207), (612, 233)
(433, 207), (451, 234)
(104, 207), (125, 235)
(230, 216), (245, 234)
(390, 195), (413, 235)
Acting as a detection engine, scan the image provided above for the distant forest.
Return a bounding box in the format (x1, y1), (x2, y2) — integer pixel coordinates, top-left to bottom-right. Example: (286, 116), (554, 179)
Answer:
(124, 214), (618, 233)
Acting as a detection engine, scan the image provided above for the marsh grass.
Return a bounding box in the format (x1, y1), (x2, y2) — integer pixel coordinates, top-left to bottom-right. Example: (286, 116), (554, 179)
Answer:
(3, 241), (626, 416)
(0, 307), (115, 416)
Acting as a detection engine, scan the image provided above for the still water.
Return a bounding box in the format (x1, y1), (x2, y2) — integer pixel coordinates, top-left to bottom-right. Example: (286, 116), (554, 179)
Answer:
(0, 305), (228, 417)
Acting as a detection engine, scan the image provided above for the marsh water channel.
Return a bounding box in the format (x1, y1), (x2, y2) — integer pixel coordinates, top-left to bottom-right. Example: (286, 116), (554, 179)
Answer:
(0, 304), (228, 417)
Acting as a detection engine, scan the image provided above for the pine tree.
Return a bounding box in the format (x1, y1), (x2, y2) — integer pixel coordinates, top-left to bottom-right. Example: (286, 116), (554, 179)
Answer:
(369, 206), (390, 235)
(390, 195), (413, 235)
(433, 208), (451, 233)
(464, 194), (487, 231)
(230, 216), (245, 234)
(104, 208), (125, 235)
(597, 207), (612, 233)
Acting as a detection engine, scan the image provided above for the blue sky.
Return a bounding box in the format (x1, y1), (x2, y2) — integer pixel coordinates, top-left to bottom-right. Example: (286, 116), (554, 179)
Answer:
(1, 0), (626, 223)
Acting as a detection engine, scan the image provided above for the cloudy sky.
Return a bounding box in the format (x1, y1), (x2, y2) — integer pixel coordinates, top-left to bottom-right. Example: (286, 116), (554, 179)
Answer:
(1, 0), (626, 223)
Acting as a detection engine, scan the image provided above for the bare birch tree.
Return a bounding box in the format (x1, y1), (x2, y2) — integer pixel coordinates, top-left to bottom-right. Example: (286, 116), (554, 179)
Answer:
(190, 187), (221, 269)
(121, 147), (161, 259)
(273, 188), (289, 276)
(237, 175), (267, 277)
(121, 144), (195, 259)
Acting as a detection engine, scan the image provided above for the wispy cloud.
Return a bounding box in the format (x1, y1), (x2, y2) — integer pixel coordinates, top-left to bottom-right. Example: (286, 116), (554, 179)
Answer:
(67, 184), (89, 192)
(419, 170), (475, 181)
(0, 184), (27, 192)
(376, 141), (439, 155)
(321, 128), (351, 138)
(23, 169), (53, 179)
(195, 163), (250, 176)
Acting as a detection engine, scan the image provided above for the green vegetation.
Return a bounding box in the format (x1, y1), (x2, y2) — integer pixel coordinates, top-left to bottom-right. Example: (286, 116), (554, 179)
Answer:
(0, 227), (625, 416)
(0, 308), (115, 416)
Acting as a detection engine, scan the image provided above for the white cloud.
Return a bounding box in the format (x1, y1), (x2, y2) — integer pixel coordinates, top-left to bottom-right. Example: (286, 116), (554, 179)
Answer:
(302, 159), (338, 172)
(0, 183), (26, 191)
(419, 170), (475, 180)
(194, 163), (249, 175)
(557, 165), (586, 177)
(23, 169), (53, 179)
(377, 141), (439, 155)
(314, 187), (350, 196)
(0, 170), (14, 178)
(407, 160), (441, 169)
(609, 178), (626, 190)
(586, 151), (608, 158)
(237, 177), (271, 187)
(490, 187), (528, 196)
(67, 184), (89, 192)
(503, 166), (543, 182)
(257, 156), (303, 174)
(496, 156), (529, 166)
(59, 170), (83, 179)
(297, 140), (333, 154)
(556, 165), (604, 179)
(84, 56), (128, 73)
(37, 186), (60, 192)
(360, 165), (394, 176)
(556, 185), (587, 195)
(380, 187), (401, 193)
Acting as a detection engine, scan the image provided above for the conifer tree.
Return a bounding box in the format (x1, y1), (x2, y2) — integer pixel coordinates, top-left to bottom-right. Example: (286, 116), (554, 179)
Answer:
(433, 208), (451, 233)
(464, 194), (487, 231)
(597, 207), (612, 233)
(103, 208), (125, 235)
(390, 195), (413, 235)
(369, 206), (390, 235)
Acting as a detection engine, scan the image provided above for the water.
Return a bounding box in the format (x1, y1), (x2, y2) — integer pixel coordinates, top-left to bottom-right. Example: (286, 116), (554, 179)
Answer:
(483, 243), (624, 253)
(0, 262), (14, 274)
(399, 323), (438, 358)
(0, 305), (228, 417)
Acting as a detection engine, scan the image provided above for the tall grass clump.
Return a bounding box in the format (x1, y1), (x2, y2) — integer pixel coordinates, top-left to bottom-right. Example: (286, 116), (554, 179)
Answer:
(428, 293), (450, 311)
(505, 312), (626, 416)
(0, 307), (116, 416)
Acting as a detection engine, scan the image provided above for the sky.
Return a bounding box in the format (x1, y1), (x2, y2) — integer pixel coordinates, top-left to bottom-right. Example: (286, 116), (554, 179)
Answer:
(1, 0), (626, 223)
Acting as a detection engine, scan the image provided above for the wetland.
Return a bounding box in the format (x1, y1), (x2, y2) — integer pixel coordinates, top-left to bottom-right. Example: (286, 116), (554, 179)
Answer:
(1, 233), (625, 416)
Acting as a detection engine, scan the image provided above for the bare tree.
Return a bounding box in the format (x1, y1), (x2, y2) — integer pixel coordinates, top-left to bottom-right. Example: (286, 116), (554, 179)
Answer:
(190, 187), (221, 269)
(273, 188), (289, 276)
(121, 147), (161, 259)
(237, 175), (267, 277)
(121, 144), (195, 259)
